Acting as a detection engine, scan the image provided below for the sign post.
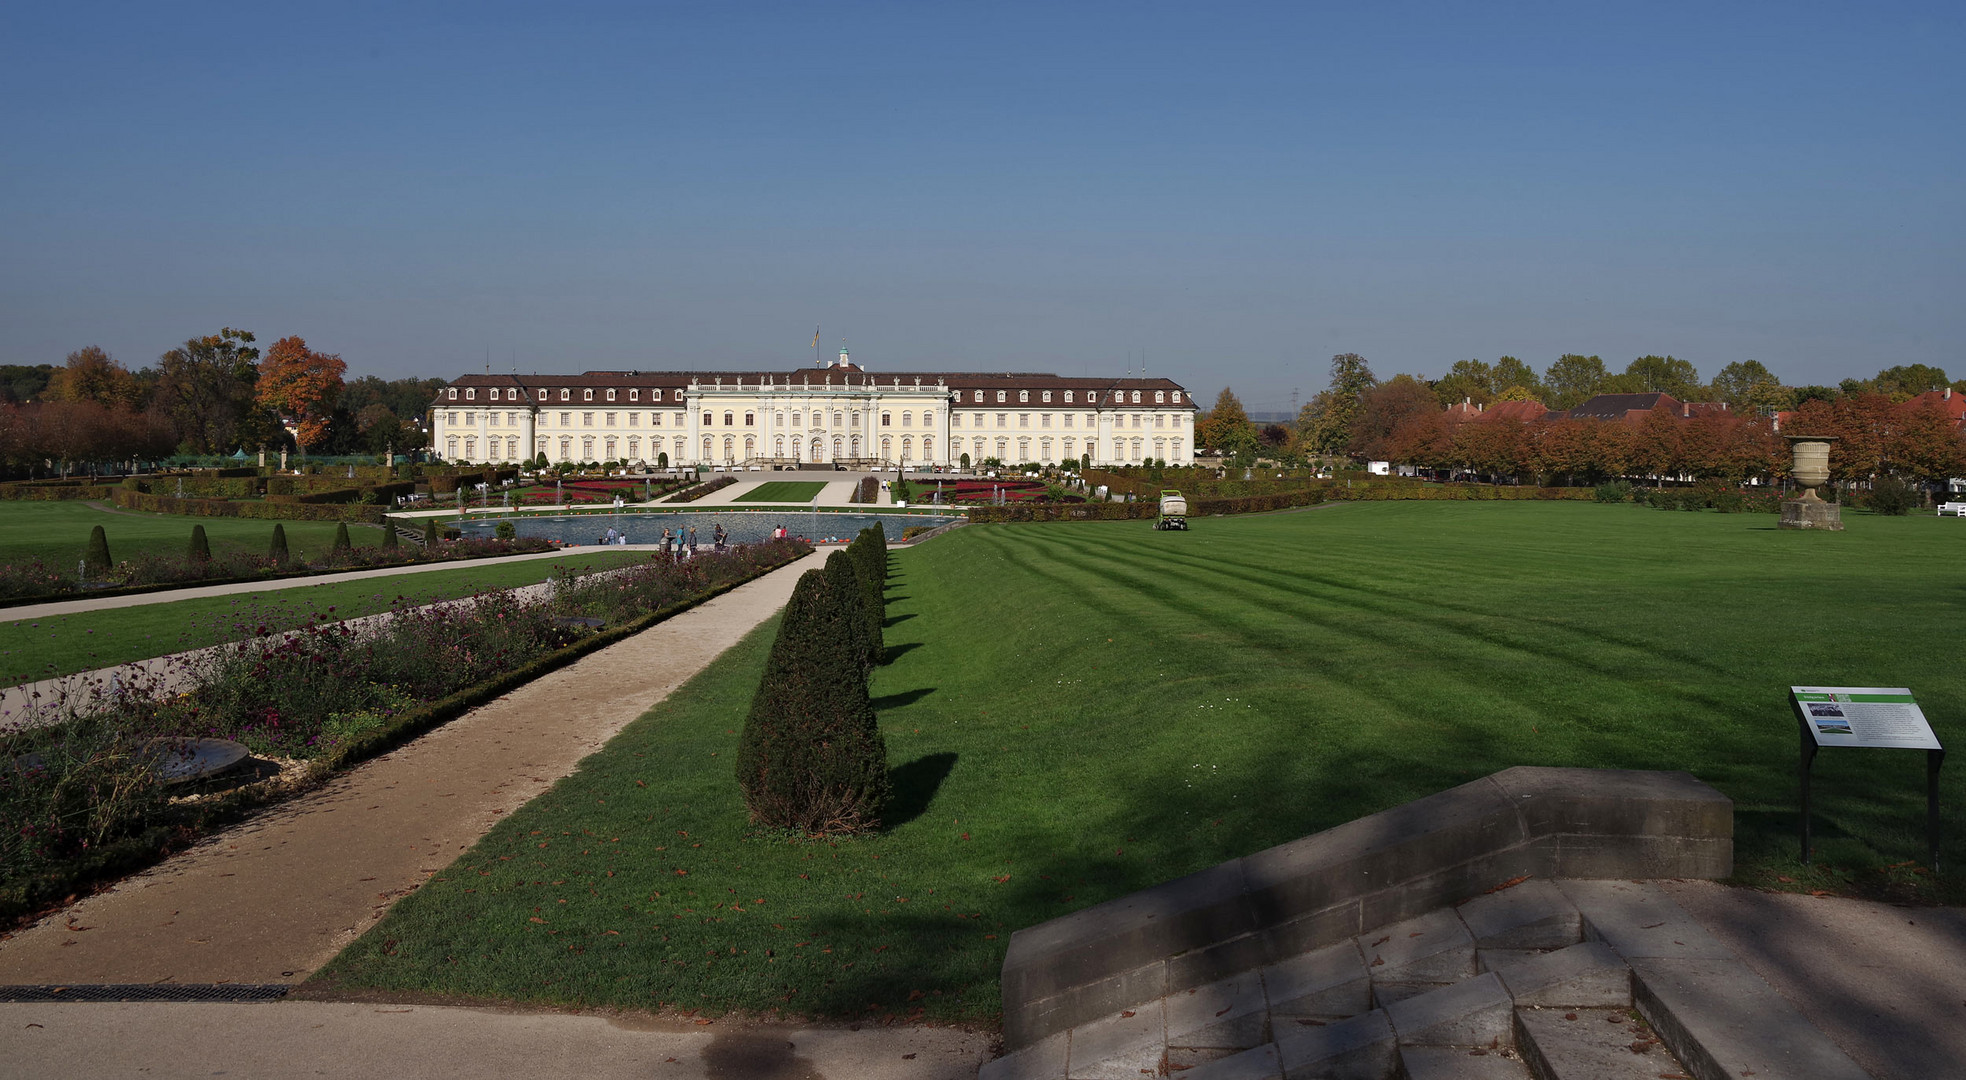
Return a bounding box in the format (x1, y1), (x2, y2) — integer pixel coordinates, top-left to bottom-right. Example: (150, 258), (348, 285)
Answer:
(1790, 686), (1944, 872)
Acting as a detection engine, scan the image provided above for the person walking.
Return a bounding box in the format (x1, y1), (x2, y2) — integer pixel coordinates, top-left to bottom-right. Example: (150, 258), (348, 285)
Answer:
(660, 526), (673, 561)
(712, 523), (727, 551)
(686, 524), (698, 559)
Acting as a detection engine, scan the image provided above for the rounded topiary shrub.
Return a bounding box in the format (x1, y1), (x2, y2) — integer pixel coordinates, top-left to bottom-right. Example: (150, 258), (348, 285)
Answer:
(493, 519), (516, 541)
(735, 567), (890, 834)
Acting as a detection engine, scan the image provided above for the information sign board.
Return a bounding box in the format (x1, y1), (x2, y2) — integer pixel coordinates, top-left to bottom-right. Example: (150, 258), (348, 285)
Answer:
(1789, 686), (1945, 871)
(1791, 687), (1942, 749)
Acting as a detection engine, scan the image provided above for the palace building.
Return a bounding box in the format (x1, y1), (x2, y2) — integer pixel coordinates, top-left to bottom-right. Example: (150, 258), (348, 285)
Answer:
(429, 349), (1195, 469)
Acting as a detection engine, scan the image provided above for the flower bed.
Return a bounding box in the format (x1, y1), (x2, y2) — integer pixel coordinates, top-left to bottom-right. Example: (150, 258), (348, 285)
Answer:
(0, 538), (811, 920)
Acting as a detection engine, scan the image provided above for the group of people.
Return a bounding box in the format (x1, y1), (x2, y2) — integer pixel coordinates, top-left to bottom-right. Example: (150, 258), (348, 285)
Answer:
(646, 522), (728, 560)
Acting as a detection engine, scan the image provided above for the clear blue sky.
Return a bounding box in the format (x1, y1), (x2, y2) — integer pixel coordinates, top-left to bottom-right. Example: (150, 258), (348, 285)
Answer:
(2, 1), (1959, 410)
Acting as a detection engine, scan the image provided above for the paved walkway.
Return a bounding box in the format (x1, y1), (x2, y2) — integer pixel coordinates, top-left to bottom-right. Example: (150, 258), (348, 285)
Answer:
(0, 1001), (992, 1079)
(0, 550), (828, 985)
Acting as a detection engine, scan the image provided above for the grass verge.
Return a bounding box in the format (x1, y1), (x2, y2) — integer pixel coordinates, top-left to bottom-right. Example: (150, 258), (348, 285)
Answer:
(317, 502), (1966, 1024)
(0, 501), (385, 565)
(734, 481), (828, 503)
(0, 550), (651, 683)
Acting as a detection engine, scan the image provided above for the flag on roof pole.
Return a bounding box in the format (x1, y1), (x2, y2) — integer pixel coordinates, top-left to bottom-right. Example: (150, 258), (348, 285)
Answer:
(812, 326), (820, 348)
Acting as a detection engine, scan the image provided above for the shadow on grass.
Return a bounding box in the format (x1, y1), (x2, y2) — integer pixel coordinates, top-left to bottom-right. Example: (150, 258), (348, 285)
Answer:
(884, 751), (958, 830)
(881, 642), (923, 664)
(871, 686), (936, 710)
(884, 612), (917, 627)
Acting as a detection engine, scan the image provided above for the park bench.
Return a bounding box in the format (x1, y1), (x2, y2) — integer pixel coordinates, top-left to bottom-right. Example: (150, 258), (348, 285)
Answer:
(1937, 502), (1966, 517)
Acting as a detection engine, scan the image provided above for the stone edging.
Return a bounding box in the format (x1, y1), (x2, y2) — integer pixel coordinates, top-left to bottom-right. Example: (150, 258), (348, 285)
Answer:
(1000, 766), (1732, 1049)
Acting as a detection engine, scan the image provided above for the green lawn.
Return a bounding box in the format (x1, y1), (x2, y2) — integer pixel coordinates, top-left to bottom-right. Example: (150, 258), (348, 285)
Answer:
(0, 501), (382, 567)
(734, 481), (827, 503)
(0, 550), (651, 683)
(316, 502), (1966, 1022)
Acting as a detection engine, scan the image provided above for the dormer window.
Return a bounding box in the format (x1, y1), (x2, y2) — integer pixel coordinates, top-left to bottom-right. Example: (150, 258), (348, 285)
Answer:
(583, 388), (594, 401)
(448, 388), (458, 400)
(606, 388), (616, 401)
(465, 388), (475, 400)
(537, 389), (548, 401)
(1114, 391), (1125, 403)
(1155, 390), (1165, 403)
(973, 390), (984, 402)
(560, 388), (571, 401)
(653, 389), (663, 401)
(1172, 391), (1182, 403)
(1019, 390), (1029, 402)
(1131, 390), (1142, 403)
(1042, 390), (1052, 403)
(996, 390), (1007, 403)
(629, 389), (639, 401)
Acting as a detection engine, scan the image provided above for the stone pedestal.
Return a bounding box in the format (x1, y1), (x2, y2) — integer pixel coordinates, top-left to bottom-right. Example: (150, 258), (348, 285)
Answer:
(1779, 496), (1843, 530)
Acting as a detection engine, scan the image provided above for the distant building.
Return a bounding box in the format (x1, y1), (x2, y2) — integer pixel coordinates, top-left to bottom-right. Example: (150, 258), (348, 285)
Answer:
(429, 348), (1196, 468)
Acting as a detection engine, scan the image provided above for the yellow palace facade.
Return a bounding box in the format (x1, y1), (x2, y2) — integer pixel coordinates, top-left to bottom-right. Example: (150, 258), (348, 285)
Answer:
(430, 350), (1196, 469)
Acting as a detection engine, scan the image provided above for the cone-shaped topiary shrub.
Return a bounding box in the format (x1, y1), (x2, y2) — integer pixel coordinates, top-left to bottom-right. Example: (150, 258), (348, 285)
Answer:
(380, 518), (399, 549)
(332, 521), (352, 556)
(823, 549), (877, 675)
(423, 518), (439, 547)
(268, 523), (290, 566)
(83, 525), (111, 577)
(735, 567), (889, 833)
(187, 524), (211, 562)
(848, 526), (887, 655)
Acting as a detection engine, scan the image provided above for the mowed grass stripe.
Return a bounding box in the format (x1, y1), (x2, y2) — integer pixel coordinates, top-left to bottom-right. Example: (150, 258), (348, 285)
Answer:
(320, 503), (1966, 1024)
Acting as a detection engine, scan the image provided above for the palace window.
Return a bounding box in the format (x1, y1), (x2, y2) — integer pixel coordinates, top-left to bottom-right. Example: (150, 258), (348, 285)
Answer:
(881, 412), (891, 426)
(488, 389), (499, 401)
(1172, 391), (1182, 403)
(902, 411), (912, 427)
(628, 412), (638, 427)
(653, 389), (663, 401)
(1019, 413), (1030, 428)
(1064, 390), (1074, 403)
(1155, 414), (1165, 428)
(559, 412), (571, 426)
(1019, 390), (1029, 402)
(584, 388), (595, 401)
(1132, 390), (1142, 403)
(560, 388), (571, 401)
(674, 413), (685, 427)
(833, 411), (843, 427)
(582, 436), (595, 458)
(1063, 413), (1074, 428)
(997, 390), (1007, 403)
(538, 389), (548, 401)
(996, 413), (1006, 428)
(1085, 414), (1095, 427)
(448, 388), (457, 400)
(1042, 390), (1052, 402)
(583, 412), (594, 427)
(604, 412), (615, 426)
(775, 412), (785, 427)
(558, 436), (571, 460)
(791, 411), (802, 427)
(605, 436), (617, 458)
(629, 389), (639, 401)
(703, 412), (713, 426)
(606, 388), (617, 401)
(651, 412), (661, 426)
(489, 413), (499, 427)
(506, 412), (516, 425)
(744, 412), (755, 426)
(465, 412), (475, 426)
(1155, 390), (1165, 403)
(1133, 414), (1143, 428)
(446, 412), (457, 425)
(723, 411), (734, 426)
(465, 388), (475, 400)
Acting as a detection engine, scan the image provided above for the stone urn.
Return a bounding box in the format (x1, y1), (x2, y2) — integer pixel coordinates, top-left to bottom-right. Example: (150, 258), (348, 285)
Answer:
(1780, 435), (1842, 530)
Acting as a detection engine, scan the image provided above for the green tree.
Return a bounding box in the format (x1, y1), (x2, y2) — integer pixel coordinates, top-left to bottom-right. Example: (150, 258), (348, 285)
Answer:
(268, 523), (290, 565)
(153, 327), (262, 454)
(187, 524), (211, 562)
(1872, 364), (1950, 401)
(83, 525), (111, 576)
(1433, 359), (1494, 407)
(734, 567), (890, 833)
(1709, 360), (1779, 408)
(1543, 354), (1609, 409)
(1624, 355), (1702, 400)
(1491, 356), (1543, 400)
(1305, 353), (1376, 454)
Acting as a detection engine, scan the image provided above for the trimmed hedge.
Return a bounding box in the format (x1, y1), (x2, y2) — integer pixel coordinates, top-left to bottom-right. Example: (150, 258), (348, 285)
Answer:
(0, 482), (115, 501)
(665, 475), (737, 503)
(111, 488), (386, 523)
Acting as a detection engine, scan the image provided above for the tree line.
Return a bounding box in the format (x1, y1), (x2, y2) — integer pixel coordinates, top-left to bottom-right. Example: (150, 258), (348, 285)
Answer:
(1, 330), (446, 473)
(1195, 353), (1966, 485)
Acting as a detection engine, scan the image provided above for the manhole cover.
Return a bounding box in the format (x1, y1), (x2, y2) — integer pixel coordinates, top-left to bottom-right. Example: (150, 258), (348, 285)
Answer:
(141, 737), (251, 784)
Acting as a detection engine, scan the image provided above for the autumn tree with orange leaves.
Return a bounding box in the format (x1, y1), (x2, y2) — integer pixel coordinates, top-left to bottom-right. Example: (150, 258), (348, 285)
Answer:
(256, 336), (346, 451)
